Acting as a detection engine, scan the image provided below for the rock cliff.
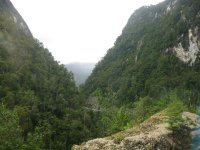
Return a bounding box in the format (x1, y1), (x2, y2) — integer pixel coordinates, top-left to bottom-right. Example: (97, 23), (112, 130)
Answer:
(73, 111), (197, 150)
(0, 0), (31, 35)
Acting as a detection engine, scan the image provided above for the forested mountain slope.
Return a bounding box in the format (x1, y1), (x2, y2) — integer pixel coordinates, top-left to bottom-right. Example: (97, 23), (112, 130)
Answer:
(84, 0), (200, 105)
(80, 0), (200, 143)
(0, 1), (89, 149)
(2, 0), (200, 149)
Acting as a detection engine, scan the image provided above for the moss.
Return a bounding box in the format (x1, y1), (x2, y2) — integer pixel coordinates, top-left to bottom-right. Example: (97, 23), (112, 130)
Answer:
(111, 133), (126, 144)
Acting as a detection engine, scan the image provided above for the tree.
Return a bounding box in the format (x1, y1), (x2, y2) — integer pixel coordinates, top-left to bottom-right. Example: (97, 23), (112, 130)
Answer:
(0, 104), (23, 150)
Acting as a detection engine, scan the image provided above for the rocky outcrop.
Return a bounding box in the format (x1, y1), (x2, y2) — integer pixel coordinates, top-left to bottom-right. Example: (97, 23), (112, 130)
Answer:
(166, 0), (178, 13)
(172, 27), (200, 66)
(73, 112), (197, 150)
(0, 0), (31, 35)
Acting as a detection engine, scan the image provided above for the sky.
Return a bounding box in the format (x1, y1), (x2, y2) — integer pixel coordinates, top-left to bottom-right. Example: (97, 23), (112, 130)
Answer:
(11, 0), (164, 64)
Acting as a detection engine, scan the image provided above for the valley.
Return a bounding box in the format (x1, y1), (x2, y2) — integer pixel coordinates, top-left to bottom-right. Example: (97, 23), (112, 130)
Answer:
(0, 0), (200, 149)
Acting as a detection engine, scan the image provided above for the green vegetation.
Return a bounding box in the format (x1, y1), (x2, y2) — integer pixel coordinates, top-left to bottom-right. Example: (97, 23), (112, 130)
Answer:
(166, 100), (186, 130)
(0, 12), (90, 149)
(86, 90), (190, 138)
(0, 104), (44, 149)
(81, 0), (200, 139)
(83, 0), (200, 104)
(1, 0), (200, 149)
(0, 105), (23, 150)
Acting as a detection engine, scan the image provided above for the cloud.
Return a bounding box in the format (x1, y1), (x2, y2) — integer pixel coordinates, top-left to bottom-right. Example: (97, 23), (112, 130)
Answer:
(11, 0), (164, 64)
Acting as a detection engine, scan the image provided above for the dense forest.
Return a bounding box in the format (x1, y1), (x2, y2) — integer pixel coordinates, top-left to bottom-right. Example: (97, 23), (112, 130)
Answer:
(0, 3), (92, 149)
(82, 0), (200, 140)
(1, 0), (200, 149)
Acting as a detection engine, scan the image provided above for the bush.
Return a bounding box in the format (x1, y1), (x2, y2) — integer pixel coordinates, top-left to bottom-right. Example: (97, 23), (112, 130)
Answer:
(166, 100), (187, 130)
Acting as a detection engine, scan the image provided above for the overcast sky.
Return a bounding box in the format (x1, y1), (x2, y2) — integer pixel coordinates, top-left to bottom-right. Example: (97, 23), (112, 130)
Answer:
(11, 0), (164, 64)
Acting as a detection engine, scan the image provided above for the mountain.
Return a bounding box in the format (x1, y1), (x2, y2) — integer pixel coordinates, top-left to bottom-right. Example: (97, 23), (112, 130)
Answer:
(1, 0), (200, 149)
(80, 0), (200, 146)
(0, 1), (90, 149)
(66, 62), (95, 85)
(0, 0), (31, 35)
(84, 0), (200, 104)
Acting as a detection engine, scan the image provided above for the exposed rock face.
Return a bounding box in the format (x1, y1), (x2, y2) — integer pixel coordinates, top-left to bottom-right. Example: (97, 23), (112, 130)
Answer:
(73, 112), (197, 150)
(122, 123), (173, 150)
(166, 0), (178, 12)
(0, 0), (32, 35)
(73, 138), (121, 150)
(172, 27), (200, 66)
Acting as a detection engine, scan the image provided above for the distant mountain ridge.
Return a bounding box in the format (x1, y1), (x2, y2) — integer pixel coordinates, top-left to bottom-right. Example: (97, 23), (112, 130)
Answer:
(66, 62), (95, 86)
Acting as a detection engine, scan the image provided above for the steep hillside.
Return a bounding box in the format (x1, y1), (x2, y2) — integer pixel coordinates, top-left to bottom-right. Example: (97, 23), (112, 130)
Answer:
(80, 0), (200, 144)
(0, 0), (31, 35)
(66, 62), (95, 86)
(2, 0), (200, 149)
(84, 0), (200, 105)
(0, 1), (89, 149)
